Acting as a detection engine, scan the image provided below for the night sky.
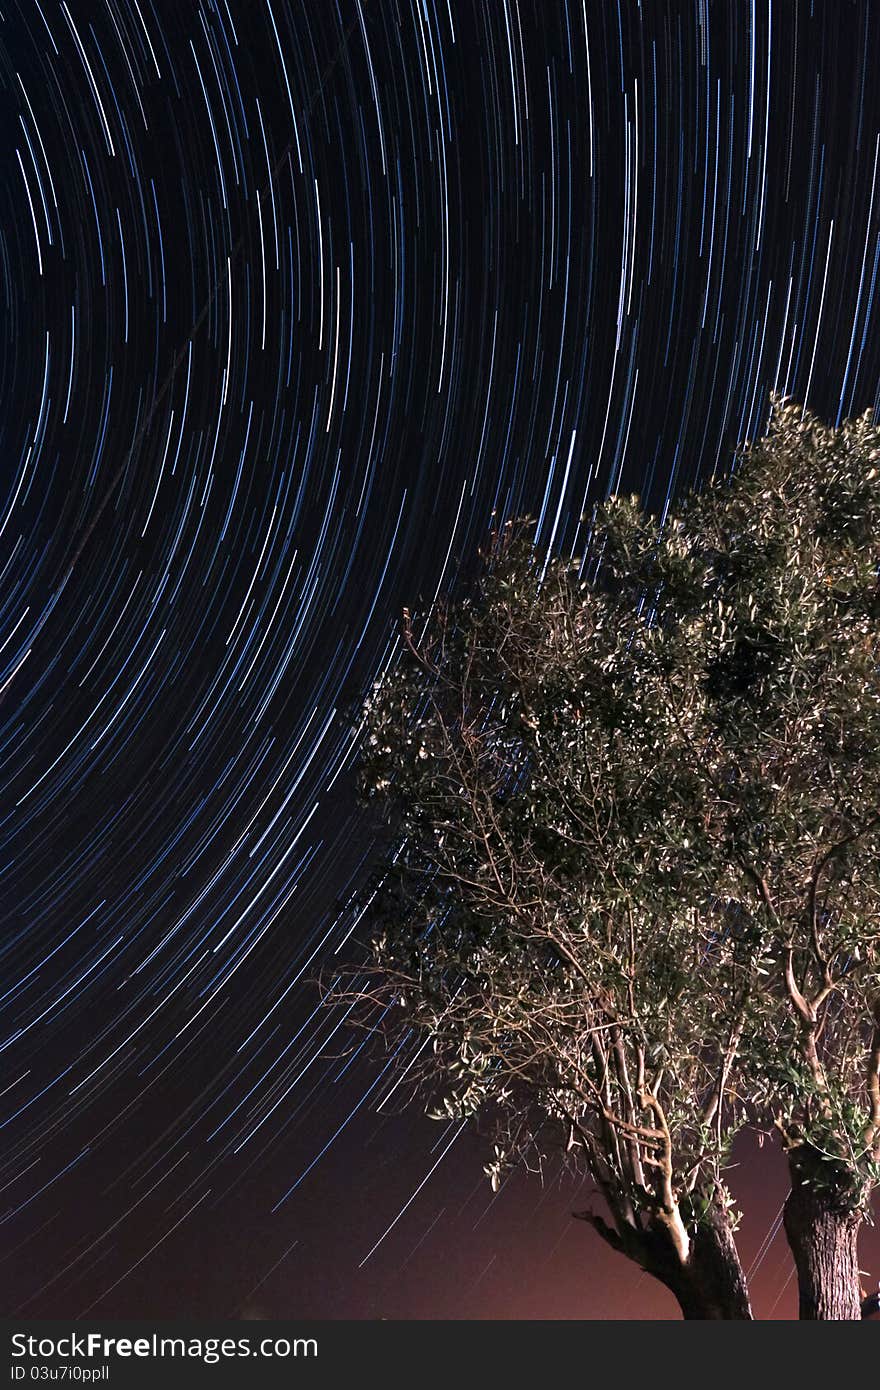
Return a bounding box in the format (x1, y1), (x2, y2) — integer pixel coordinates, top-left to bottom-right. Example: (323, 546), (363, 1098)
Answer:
(2, 0), (880, 1320)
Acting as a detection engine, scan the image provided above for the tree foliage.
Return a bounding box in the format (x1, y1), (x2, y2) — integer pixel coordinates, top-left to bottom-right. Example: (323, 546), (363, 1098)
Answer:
(351, 398), (880, 1308)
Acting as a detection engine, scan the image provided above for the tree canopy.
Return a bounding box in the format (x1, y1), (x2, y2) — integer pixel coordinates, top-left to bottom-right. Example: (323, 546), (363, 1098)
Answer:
(350, 398), (880, 1318)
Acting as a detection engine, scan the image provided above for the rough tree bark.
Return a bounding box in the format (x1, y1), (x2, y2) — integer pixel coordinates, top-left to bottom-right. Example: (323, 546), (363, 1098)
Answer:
(782, 1146), (865, 1320)
(664, 1196), (754, 1319)
(577, 1185), (753, 1319)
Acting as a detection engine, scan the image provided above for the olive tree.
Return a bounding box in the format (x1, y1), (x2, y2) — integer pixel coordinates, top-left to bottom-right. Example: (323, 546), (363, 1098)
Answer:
(642, 400), (880, 1319)
(349, 398), (880, 1319)
(354, 548), (760, 1318)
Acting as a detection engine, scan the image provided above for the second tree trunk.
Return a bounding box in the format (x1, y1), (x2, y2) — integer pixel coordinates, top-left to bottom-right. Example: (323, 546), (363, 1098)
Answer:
(783, 1147), (865, 1320)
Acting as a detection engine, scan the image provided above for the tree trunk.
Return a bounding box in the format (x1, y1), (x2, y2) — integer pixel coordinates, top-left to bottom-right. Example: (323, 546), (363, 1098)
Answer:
(666, 1198), (753, 1319)
(783, 1147), (865, 1320)
(578, 1185), (753, 1318)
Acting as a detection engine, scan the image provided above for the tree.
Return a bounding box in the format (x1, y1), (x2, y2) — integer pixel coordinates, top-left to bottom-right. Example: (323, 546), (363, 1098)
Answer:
(349, 398), (880, 1319)
(663, 401), (880, 1319)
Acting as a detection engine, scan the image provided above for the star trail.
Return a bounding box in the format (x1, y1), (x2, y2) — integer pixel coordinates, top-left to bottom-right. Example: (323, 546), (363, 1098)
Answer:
(2, 0), (880, 1319)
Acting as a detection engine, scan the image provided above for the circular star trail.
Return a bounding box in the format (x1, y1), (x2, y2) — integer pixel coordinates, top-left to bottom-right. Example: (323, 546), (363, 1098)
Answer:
(2, 0), (880, 1318)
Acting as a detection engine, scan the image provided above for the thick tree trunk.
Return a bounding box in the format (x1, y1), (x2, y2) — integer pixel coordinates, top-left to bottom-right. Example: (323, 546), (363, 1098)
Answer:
(783, 1147), (865, 1320)
(666, 1199), (753, 1319)
(578, 1185), (753, 1318)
